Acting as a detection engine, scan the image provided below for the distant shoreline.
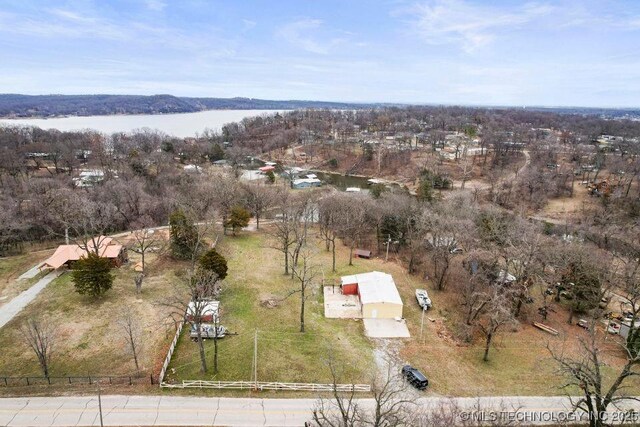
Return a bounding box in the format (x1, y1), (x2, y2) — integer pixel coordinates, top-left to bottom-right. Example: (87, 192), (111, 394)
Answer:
(0, 107), (288, 120)
(0, 94), (381, 119)
(0, 109), (292, 138)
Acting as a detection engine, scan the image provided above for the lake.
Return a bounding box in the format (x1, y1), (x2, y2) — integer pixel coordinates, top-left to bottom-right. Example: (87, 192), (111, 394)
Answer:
(0, 110), (286, 138)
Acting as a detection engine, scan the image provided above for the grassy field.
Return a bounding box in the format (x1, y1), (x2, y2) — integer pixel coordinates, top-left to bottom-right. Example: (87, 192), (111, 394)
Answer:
(166, 232), (375, 384)
(398, 268), (638, 397)
(0, 225), (636, 397)
(164, 227), (640, 396)
(0, 238), (180, 378)
(0, 249), (54, 304)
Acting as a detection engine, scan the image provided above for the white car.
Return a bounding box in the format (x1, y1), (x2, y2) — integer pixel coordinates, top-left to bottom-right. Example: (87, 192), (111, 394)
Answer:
(415, 289), (432, 310)
(607, 322), (621, 335)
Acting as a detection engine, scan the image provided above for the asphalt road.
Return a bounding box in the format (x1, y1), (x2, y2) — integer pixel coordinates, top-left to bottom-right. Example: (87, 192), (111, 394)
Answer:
(1, 395), (639, 426)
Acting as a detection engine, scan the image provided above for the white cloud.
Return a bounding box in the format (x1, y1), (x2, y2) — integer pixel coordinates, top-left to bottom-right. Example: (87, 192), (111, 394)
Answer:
(144, 0), (167, 12)
(242, 19), (257, 31)
(401, 0), (554, 52)
(275, 18), (345, 55)
(0, 7), (234, 56)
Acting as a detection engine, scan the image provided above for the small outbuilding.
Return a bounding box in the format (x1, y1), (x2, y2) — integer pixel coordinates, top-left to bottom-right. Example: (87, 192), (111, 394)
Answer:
(354, 249), (372, 259)
(340, 271), (403, 319)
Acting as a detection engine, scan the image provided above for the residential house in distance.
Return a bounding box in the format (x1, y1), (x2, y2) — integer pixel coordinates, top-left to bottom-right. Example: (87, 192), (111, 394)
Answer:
(292, 177), (322, 189)
(73, 169), (105, 187)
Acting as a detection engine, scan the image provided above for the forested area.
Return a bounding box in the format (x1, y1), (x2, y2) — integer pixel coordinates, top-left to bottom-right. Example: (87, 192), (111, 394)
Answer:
(1, 105), (640, 424)
(0, 94), (375, 117)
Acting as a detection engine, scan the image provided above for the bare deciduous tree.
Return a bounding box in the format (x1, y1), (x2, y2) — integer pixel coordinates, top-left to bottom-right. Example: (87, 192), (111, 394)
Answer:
(163, 269), (222, 373)
(318, 194), (341, 272)
(288, 249), (319, 333)
(242, 182), (277, 230)
(549, 327), (640, 427)
(117, 309), (143, 373)
(22, 318), (56, 378)
(130, 215), (163, 275)
(479, 286), (517, 362)
(338, 195), (369, 266)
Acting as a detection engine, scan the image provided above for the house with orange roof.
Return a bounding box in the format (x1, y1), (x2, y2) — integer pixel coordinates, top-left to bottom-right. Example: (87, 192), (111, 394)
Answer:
(40, 236), (127, 270)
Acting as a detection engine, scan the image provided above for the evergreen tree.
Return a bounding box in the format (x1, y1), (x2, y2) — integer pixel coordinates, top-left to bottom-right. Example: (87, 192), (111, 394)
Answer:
(71, 252), (114, 298)
(199, 248), (228, 280)
(224, 206), (250, 235)
(169, 209), (198, 260)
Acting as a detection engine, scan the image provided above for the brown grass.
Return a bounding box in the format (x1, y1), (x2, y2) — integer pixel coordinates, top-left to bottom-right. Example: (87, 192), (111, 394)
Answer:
(0, 244), (179, 378)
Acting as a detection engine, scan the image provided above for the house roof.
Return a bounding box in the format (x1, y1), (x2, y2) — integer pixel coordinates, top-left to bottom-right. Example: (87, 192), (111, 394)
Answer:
(292, 178), (321, 186)
(341, 271), (403, 306)
(41, 237), (123, 269)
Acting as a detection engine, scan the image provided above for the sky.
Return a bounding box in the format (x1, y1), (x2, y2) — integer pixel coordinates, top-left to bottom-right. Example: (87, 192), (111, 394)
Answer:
(1, 0), (640, 108)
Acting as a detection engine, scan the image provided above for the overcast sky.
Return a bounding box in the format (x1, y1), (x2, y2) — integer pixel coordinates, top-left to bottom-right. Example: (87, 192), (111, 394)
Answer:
(1, 0), (639, 107)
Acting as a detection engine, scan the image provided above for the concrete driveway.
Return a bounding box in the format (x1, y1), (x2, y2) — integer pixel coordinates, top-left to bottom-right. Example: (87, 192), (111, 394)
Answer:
(364, 318), (411, 338)
(0, 270), (64, 329)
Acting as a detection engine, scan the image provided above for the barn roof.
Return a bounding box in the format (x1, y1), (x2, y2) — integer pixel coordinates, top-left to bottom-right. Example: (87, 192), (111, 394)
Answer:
(341, 271), (402, 306)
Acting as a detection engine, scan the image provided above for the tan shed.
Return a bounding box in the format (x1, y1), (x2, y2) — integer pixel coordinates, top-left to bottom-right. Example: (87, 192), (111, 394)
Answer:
(341, 271), (403, 319)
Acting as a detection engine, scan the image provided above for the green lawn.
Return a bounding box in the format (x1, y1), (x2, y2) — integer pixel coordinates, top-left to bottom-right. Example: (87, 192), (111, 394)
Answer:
(166, 232), (375, 384)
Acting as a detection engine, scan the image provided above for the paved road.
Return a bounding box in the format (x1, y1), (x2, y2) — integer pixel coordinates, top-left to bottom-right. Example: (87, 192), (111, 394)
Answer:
(0, 395), (638, 426)
(0, 270), (64, 329)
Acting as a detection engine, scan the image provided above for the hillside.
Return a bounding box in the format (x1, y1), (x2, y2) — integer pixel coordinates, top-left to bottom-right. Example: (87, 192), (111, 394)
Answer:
(0, 94), (379, 118)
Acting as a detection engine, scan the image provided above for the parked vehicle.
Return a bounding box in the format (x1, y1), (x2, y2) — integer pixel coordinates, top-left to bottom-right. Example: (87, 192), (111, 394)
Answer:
(401, 365), (428, 390)
(449, 247), (464, 254)
(577, 319), (590, 329)
(607, 322), (621, 335)
(190, 324), (227, 341)
(415, 289), (432, 309)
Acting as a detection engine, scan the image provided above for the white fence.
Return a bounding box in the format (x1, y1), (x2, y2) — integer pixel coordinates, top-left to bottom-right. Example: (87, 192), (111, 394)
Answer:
(161, 380), (371, 392)
(158, 319), (185, 384)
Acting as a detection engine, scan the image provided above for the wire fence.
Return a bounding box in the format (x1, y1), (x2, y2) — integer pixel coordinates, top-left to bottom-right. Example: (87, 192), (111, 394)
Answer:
(0, 375), (155, 387)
